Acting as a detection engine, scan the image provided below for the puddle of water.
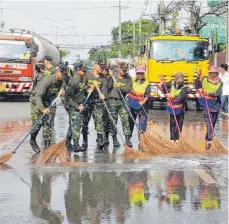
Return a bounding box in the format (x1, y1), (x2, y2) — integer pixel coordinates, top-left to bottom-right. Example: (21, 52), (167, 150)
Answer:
(0, 105), (228, 224)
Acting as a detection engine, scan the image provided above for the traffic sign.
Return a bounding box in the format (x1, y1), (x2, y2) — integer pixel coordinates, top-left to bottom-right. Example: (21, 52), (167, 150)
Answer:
(200, 16), (226, 44)
(208, 0), (225, 7)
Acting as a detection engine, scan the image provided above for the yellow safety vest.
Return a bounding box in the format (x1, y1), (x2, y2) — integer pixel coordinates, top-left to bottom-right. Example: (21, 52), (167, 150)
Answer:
(202, 77), (222, 94)
(129, 79), (149, 101)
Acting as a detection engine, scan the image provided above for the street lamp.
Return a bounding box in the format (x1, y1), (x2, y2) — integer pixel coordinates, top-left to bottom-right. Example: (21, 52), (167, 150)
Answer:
(50, 26), (75, 45)
(42, 16), (72, 44)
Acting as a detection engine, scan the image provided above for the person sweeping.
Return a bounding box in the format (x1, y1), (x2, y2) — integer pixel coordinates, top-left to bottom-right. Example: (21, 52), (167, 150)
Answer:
(198, 66), (223, 150)
(30, 70), (65, 153)
(160, 72), (188, 143)
(64, 62), (88, 153)
(127, 66), (151, 138)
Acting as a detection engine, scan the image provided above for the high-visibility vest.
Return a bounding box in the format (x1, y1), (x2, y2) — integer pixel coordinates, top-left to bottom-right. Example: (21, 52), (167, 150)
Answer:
(128, 79), (149, 109)
(166, 84), (187, 115)
(199, 188), (220, 210)
(198, 77), (222, 108)
(128, 183), (147, 206)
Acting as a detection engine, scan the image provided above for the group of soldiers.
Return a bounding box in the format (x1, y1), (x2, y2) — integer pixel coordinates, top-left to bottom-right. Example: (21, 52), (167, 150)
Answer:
(29, 54), (225, 154)
(29, 57), (151, 153)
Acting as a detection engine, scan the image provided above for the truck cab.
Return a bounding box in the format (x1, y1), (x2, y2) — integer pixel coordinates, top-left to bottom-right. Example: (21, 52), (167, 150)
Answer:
(141, 34), (210, 100)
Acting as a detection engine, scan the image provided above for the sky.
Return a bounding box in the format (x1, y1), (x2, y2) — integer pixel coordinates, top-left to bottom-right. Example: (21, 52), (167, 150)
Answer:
(0, 0), (163, 58)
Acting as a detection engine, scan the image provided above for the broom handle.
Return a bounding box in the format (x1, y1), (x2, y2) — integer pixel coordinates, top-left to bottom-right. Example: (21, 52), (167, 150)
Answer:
(111, 76), (140, 129)
(161, 77), (181, 133)
(66, 91), (92, 138)
(199, 79), (215, 136)
(13, 93), (62, 153)
(95, 84), (126, 144)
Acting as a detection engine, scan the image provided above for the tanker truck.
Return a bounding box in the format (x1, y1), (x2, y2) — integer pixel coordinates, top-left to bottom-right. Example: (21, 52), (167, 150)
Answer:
(0, 28), (60, 96)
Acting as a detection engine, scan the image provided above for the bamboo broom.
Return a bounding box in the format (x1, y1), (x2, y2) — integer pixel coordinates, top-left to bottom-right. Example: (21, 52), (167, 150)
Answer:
(0, 93), (61, 164)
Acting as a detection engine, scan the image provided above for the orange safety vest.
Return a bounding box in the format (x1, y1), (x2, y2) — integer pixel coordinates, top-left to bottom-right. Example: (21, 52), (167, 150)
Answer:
(128, 79), (149, 109)
(166, 84), (186, 115)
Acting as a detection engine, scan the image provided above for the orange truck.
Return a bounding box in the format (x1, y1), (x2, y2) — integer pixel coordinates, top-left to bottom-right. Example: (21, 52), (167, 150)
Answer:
(0, 29), (60, 96)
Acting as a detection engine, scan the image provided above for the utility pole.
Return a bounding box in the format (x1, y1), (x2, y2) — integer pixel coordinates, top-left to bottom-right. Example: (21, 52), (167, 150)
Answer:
(139, 20), (142, 41)
(190, 1), (196, 34)
(133, 21), (136, 57)
(118, 0), (122, 58)
(227, 0), (229, 63)
(159, 0), (165, 34)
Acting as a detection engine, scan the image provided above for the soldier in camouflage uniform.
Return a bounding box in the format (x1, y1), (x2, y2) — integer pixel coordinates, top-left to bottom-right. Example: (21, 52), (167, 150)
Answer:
(64, 62), (88, 153)
(43, 56), (57, 77)
(30, 70), (64, 153)
(43, 56), (58, 125)
(108, 62), (133, 147)
(83, 60), (109, 152)
(101, 63), (111, 145)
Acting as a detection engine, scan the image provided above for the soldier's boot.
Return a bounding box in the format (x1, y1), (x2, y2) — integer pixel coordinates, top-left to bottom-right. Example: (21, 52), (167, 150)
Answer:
(30, 130), (41, 153)
(125, 135), (133, 148)
(104, 132), (109, 145)
(73, 139), (84, 153)
(112, 135), (121, 147)
(95, 134), (104, 153)
(66, 136), (73, 153)
(82, 134), (88, 151)
(44, 140), (51, 149)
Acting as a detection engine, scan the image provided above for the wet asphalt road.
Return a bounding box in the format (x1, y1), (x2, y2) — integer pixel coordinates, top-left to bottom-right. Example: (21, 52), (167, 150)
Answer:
(0, 98), (228, 224)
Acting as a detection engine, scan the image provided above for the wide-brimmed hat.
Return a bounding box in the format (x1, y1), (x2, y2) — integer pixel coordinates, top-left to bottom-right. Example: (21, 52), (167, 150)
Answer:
(209, 65), (218, 73)
(136, 66), (146, 74)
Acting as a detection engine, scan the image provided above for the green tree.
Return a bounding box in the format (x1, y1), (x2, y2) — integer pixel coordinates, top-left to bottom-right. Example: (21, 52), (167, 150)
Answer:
(59, 48), (69, 58)
(110, 19), (158, 57)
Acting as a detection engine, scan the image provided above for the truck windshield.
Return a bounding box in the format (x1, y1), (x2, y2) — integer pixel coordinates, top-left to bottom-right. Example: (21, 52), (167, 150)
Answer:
(150, 40), (209, 61)
(0, 40), (31, 62)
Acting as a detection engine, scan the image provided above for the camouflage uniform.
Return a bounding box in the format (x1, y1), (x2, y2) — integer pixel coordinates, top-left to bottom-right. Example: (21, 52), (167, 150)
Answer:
(82, 70), (108, 135)
(43, 66), (57, 123)
(65, 75), (86, 140)
(30, 74), (63, 145)
(43, 66), (56, 77)
(108, 73), (132, 136)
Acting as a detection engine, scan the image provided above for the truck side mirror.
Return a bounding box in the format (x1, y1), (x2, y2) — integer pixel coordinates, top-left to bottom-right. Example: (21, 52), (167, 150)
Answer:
(31, 50), (37, 57)
(25, 42), (31, 48)
(140, 45), (146, 54)
(33, 44), (39, 52)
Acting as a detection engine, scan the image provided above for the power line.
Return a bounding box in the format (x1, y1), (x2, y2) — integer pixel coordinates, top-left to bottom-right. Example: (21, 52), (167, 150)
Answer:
(0, 6), (142, 11)
(38, 34), (112, 37)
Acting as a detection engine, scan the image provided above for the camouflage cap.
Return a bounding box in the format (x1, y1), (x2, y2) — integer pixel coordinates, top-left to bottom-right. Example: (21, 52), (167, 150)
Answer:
(119, 62), (129, 71)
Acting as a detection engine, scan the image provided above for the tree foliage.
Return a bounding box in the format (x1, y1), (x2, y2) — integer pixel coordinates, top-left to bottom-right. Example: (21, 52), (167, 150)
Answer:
(59, 48), (69, 58)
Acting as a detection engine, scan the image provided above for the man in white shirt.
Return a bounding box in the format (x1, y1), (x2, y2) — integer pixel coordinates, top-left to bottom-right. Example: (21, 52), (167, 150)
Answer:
(128, 64), (136, 78)
(218, 64), (229, 119)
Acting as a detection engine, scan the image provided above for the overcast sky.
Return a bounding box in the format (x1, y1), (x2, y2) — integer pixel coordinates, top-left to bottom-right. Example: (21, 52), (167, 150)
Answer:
(1, 0), (165, 58)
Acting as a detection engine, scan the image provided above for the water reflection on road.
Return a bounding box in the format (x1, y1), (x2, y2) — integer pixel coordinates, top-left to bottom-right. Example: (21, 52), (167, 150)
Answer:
(0, 105), (228, 224)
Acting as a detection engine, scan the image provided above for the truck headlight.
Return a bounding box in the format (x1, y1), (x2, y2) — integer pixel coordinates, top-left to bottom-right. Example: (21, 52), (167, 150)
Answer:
(19, 77), (32, 82)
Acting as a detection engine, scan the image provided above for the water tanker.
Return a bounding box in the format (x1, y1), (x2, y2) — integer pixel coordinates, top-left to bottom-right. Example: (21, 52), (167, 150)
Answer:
(0, 29), (60, 96)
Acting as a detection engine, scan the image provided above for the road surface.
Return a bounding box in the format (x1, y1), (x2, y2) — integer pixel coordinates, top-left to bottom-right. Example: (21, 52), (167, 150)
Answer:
(0, 99), (228, 224)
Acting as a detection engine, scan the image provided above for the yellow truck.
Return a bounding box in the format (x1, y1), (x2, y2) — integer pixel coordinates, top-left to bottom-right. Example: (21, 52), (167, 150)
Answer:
(140, 34), (210, 103)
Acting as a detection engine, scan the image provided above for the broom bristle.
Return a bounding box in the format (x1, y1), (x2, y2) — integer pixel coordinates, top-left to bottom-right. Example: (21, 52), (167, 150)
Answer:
(0, 152), (14, 164)
(34, 139), (70, 165)
(209, 137), (228, 154)
(122, 145), (151, 158)
(176, 135), (204, 155)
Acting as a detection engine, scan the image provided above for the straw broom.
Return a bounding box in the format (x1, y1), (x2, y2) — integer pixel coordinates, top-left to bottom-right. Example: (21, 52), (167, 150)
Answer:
(0, 94), (61, 164)
(161, 76), (203, 155)
(199, 87), (228, 154)
(94, 83), (145, 156)
(111, 76), (178, 157)
(34, 91), (92, 166)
